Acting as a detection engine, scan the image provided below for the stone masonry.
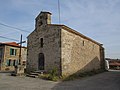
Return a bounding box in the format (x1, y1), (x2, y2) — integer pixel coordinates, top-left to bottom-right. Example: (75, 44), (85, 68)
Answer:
(27, 11), (105, 76)
(27, 25), (61, 72)
(0, 42), (27, 71)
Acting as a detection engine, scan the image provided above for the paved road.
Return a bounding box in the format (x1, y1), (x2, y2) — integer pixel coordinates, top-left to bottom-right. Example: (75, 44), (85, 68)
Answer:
(0, 71), (120, 90)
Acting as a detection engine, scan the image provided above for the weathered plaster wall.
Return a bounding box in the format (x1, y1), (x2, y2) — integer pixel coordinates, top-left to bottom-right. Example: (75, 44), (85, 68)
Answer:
(61, 29), (102, 76)
(27, 25), (61, 72)
(0, 45), (27, 71)
(2, 46), (19, 71)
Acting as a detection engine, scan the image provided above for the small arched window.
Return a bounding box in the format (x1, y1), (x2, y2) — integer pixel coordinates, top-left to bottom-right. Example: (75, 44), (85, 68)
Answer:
(40, 38), (43, 48)
(83, 40), (85, 46)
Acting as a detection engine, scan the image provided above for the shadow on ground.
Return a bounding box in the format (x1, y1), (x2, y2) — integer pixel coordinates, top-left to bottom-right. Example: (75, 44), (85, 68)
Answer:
(50, 56), (119, 90)
(51, 71), (120, 90)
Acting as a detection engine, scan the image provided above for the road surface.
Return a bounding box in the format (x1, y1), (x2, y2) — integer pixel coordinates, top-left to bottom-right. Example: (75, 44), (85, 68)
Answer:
(0, 70), (120, 90)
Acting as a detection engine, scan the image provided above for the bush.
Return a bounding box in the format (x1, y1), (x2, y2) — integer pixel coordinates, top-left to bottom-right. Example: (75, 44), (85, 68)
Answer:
(48, 67), (59, 81)
(38, 67), (59, 81)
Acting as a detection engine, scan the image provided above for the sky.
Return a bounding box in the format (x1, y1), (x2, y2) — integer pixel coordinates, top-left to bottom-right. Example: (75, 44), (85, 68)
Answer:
(0, 0), (120, 59)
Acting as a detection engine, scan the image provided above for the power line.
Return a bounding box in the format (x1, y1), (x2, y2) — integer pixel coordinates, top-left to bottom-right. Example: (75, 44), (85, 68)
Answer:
(58, 0), (61, 24)
(0, 22), (30, 33)
(0, 35), (19, 41)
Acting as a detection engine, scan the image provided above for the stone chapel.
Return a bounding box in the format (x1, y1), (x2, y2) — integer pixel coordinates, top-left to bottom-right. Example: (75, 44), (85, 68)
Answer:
(27, 11), (105, 76)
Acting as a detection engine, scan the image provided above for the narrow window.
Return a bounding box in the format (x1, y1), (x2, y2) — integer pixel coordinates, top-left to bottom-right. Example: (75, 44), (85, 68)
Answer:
(83, 40), (85, 46)
(40, 38), (43, 48)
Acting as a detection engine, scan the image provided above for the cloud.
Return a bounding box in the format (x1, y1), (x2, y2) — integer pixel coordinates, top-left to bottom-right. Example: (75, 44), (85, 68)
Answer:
(0, 0), (120, 58)
(59, 0), (120, 58)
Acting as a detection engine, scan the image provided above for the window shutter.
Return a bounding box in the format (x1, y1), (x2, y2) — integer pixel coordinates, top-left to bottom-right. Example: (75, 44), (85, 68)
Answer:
(15, 60), (18, 66)
(15, 49), (17, 55)
(6, 60), (9, 66)
(10, 48), (12, 55)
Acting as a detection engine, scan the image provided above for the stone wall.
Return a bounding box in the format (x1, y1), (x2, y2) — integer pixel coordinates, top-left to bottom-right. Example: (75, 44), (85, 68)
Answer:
(27, 25), (61, 73)
(61, 29), (102, 76)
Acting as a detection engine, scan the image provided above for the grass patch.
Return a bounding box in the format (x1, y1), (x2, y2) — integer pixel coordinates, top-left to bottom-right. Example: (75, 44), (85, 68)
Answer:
(38, 69), (105, 81)
(38, 67), (60, 81)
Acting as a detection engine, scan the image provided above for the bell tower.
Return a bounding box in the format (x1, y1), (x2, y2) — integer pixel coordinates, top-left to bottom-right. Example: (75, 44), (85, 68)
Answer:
(35, 11), (52, 28)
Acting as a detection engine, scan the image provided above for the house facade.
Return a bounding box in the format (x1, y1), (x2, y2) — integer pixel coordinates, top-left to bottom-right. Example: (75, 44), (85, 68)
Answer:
(27, 11), (105, 76)
(106, 58), (120, 70)
(0, 42), (27, 71)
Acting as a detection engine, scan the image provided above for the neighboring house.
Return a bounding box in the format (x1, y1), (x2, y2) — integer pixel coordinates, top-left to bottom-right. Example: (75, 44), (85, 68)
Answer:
(106, 58), (120, 70)
(27, 11), (105, 76)
(0, 42), (27, 71)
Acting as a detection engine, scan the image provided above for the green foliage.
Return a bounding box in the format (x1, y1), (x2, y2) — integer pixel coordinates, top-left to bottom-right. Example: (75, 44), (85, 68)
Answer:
(48, 67), (59, 81)
(47, 75), (59, 81)
(49, 67), (58, 76)
(39, 68), (105, 81)
(39, 67), (59, 81)
(38, 74), (50, 80)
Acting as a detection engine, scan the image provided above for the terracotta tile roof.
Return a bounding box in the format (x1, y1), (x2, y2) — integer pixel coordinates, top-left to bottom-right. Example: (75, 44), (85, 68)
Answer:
(109, 61), (120, 66)
(0, 42), (20, 47)
(109, 63), (120, 66)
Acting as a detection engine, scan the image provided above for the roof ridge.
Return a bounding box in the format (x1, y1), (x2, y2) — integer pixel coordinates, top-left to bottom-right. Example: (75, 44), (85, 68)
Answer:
(48, 24), (102, 46)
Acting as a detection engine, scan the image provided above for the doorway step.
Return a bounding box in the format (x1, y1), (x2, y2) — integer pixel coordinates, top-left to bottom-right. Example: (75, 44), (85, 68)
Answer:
(26, 70), (46, 78)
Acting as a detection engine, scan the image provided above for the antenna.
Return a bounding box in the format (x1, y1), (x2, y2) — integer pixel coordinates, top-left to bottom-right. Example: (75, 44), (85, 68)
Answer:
(58, 0), (61, 24)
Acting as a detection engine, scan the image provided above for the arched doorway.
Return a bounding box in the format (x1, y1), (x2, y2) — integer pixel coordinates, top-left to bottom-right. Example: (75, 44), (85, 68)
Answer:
(38, 53), (44, 70)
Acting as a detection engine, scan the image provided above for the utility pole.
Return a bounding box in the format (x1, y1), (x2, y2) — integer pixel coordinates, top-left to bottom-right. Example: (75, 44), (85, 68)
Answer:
(58, 0), (61, 24)
(18, 34), (26, 65)
(13, 34), (26, 76)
